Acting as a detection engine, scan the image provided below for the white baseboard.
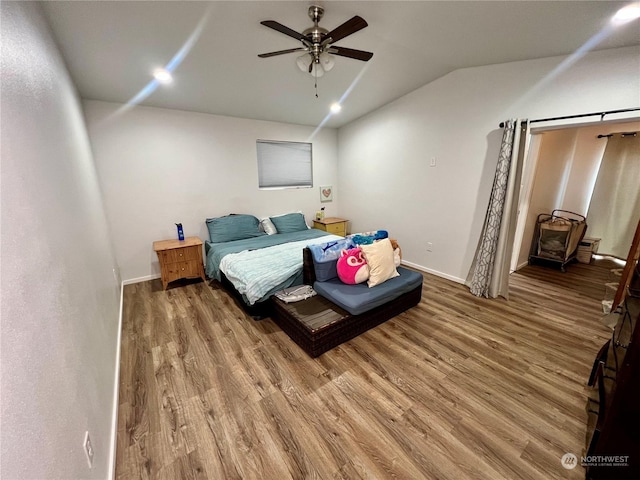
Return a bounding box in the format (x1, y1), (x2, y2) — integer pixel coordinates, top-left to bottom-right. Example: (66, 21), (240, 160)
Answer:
(516, 261), (529, 271)
(108, 281), (124, 480)
(401, 260), (466, 284)
(122, 274), (161, 285)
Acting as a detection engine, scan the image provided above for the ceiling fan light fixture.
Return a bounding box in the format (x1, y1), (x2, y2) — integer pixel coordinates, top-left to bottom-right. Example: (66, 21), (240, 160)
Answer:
(297, 53), (327, 77)
(258, 7), (373, 94)
(319, 52), (335, 72)
(311, 62), (325, 78)
(296, 54), (312, 72)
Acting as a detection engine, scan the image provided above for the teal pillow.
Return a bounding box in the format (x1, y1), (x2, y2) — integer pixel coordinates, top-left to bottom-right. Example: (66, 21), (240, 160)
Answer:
(270, 213), (308, 233)
(206, 214), (265, 243)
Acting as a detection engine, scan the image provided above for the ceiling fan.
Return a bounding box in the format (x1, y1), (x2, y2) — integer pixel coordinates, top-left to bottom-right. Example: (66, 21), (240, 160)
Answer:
(258, 5), (373, 80)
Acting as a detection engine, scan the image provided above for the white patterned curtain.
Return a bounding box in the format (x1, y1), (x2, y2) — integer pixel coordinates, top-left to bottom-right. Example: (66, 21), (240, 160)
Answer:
(467, 119), (528, 299)
(586, 133), (640, 258)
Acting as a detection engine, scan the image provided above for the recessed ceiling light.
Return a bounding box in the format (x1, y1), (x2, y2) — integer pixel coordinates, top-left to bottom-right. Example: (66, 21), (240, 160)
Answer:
(153, 68), (173, 84)
(330, 103), (342, 114)
(612, 3), (640, 24)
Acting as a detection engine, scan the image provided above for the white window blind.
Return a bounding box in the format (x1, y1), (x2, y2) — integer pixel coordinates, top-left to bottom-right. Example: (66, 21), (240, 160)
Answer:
(257, 140), (312, 189)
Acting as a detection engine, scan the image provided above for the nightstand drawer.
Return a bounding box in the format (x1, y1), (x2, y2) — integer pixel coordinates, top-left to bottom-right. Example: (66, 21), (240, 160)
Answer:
(325, 223), (345, 236)
(182, 245), (201, 261)
(158, 249), (178, 264)
(172, 247), (196, 263)
(158, 246), (199, 264)
(313, 218), (348, 238)
(166, 261), (198, 279)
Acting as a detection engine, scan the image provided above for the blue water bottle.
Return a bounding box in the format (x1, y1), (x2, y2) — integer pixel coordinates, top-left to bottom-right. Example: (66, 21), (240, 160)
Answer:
(176, 223), (184, 241)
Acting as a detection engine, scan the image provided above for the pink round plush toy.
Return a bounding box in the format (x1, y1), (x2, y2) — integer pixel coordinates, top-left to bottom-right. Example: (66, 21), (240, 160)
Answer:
(337, 247), (370, 284)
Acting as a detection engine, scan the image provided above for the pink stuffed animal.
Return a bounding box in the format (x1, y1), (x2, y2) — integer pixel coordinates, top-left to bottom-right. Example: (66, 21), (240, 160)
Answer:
(337, 247), (370, 284)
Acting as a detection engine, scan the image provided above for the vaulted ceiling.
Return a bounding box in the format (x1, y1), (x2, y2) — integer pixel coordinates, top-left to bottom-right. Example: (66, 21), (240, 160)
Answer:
(42, 1), (640, 128)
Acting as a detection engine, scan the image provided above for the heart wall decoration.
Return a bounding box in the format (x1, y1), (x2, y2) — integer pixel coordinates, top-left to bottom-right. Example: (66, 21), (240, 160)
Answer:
(320, 186), (333, 202)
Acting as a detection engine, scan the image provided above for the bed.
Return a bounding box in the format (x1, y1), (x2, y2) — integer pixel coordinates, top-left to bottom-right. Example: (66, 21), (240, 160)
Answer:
(204, 213), (342, 313)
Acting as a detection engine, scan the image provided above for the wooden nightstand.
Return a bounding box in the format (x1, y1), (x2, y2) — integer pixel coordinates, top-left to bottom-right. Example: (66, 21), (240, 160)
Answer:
(313, 217), (348, 237)
(153, 237), (206, 290)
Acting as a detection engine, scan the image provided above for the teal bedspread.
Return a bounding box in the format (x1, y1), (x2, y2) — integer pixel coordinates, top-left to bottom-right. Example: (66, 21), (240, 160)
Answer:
(205, 229), (340, 304)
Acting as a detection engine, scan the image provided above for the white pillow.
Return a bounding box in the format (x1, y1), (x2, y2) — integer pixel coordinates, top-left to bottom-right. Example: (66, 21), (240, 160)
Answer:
(360, 238), (400, 288)
(260, 218), (278, 235)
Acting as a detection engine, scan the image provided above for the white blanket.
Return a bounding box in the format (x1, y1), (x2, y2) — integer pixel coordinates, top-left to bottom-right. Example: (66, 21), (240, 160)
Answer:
(219, 234), (342, 305)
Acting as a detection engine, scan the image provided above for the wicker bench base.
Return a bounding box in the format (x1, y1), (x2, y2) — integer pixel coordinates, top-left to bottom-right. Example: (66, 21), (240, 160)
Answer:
(271, 285), (422, 357)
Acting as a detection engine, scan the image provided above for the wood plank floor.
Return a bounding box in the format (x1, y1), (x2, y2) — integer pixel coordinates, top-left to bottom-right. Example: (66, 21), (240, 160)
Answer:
(116, 259), (616, 479)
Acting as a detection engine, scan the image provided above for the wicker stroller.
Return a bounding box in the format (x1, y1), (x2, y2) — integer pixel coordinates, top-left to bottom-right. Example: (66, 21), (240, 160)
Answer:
(529, 209), (587, 271)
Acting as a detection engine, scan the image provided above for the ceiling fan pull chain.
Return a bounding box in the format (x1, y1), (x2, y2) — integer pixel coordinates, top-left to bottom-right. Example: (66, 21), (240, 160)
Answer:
(314, 66), (319, 98)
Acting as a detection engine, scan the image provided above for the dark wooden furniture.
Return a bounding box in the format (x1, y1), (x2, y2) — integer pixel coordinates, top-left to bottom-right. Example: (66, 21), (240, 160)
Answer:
(612, 220), (640, 311)
(586, 297), (640, 479)
(586, 222), (640, 479)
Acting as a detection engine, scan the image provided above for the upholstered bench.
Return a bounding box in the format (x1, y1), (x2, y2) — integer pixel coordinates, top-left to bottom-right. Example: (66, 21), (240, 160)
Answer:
(270, 247), (423, 357)
(313, 266), (423, 315)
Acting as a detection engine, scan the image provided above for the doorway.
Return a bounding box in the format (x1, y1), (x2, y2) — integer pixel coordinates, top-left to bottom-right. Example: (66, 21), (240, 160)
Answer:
(510, 119), (640, 273)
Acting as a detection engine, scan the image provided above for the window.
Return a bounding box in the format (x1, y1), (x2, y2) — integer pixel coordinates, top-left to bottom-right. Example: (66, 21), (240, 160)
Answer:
(257, 140), (312, 189)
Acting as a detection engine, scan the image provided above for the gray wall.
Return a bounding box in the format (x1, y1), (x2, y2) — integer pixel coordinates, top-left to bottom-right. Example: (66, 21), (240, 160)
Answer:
(84, 100), (339, 282)
(337, 46), (640, 282)
(1, 2), (121, 479)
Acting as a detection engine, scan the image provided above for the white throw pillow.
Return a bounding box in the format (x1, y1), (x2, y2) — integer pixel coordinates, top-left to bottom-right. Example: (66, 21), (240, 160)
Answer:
(260, 218), (278, 235)
(360, 238), (400, 288)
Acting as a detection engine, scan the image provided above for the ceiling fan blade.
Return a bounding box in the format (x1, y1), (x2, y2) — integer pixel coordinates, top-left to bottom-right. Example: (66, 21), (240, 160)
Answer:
(258, 47), (307, 58)
(260, 20), (308, 42)
(323, 16), (368, 44)
(329, 46), (373, 62)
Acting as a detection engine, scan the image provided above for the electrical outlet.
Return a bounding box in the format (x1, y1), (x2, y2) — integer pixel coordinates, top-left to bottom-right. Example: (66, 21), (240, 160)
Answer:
(83, 431), (94, 468)
(430, 157), (437, 167)
(427, 242), (433, 252)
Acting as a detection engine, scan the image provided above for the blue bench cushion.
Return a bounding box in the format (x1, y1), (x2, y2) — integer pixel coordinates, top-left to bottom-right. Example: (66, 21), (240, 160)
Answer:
(313, 267), (423, 316)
